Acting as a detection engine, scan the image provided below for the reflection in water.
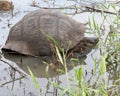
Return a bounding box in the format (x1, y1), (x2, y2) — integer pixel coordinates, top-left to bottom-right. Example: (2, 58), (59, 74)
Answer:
(0, 0), (119, 95)
(1, 49), (120, 95)
(1, 51), (86, 96)
(3, 51), (86, 78)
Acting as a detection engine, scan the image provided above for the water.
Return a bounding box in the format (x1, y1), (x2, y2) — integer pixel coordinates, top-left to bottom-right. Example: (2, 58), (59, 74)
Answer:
(0, 0), (119, 96)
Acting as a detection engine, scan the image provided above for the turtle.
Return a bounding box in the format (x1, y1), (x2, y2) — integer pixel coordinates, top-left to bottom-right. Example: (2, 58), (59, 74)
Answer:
(3, 9), (98, 57)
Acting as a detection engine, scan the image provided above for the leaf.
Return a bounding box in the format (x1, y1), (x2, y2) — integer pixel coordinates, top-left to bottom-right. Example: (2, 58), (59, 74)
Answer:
(45, 65), (49, 78)
(88, 17), (92, 29)
(55, 46), (64, 65)
(92, 15), (98, 30)
(75, 67), (83, 81)
(27, 67), (40, 90)
(100, 55), (106, 75)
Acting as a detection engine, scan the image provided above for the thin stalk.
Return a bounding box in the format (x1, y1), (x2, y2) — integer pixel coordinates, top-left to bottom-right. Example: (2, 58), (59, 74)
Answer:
(63, 52), (70, 92)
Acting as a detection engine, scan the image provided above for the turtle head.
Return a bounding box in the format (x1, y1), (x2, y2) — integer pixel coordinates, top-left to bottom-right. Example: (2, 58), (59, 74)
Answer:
(68, 37), (99, 57)
(81, 37), (99, 47)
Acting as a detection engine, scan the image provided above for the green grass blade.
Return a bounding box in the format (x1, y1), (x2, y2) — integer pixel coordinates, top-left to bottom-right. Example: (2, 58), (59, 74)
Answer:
(100, 55), (106, 75)
(27, 67), (40, 90)
(39, 28), (61, 50)
(55, 46), (64, 65)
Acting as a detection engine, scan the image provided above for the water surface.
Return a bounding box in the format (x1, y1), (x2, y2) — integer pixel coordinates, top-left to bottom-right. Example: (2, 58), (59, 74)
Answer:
(0, 0), (119, 96)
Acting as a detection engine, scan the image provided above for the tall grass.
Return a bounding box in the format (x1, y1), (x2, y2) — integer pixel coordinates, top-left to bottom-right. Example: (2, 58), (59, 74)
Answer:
(28, 0), (120, 96)
(28, 67), (41, 96)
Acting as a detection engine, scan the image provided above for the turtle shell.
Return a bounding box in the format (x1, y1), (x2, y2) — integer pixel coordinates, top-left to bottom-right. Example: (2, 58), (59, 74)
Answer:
(3, 9), (86, 56)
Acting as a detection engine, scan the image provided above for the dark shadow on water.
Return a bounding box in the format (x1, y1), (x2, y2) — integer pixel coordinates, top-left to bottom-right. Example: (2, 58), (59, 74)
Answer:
(2, 50), (86, 78)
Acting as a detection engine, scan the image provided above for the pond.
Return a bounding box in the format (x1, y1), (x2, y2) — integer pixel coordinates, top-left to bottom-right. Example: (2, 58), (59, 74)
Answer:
(0, 0), (120, 96)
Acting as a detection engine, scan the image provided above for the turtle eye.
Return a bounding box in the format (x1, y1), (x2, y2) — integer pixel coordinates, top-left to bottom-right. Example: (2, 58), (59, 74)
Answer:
(94, 38), (99, 43)
(91, 38), (99, 43)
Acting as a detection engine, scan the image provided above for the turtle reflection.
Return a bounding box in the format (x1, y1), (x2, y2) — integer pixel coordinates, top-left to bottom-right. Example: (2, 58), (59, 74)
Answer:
(3, 51), (86, 78)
